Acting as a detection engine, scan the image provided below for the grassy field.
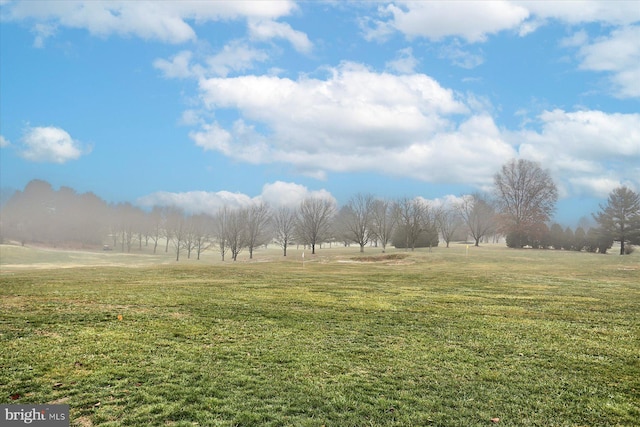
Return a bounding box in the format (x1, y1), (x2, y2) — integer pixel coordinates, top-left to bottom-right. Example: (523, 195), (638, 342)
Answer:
(1, 244), (639, 426)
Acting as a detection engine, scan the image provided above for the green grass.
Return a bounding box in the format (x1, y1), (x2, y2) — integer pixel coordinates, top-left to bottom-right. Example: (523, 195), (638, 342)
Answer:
(1, 244), (639, 426)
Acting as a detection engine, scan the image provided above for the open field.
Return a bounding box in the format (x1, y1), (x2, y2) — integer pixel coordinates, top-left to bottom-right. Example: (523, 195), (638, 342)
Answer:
(1, 244), (639, 426)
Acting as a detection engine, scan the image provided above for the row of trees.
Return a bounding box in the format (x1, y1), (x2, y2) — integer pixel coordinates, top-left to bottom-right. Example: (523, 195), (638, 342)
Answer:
(1, 160), (639, 257)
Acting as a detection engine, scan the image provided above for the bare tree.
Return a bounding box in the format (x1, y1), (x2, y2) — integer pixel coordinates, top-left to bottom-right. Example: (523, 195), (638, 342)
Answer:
(394, 197), (427, 251)
(246, 202), (271, 259)
(166, 206), (186, 261)
(214, 206), (230, 261)
(435, 204), (463, 248)
(115, 202), (141, 253)
(226, 208), (248, 261)
(296, 197), (336, 254)
(371, 198), (397, 253)
(148, 206), (166, 254)
(493, 159), (558, 248)
(190, 213), (213, 260)
(457, 194), (496, 247)
(182, 214), (197, 259)
(272, 206), (296, 256)
(339, 193), (375, 253)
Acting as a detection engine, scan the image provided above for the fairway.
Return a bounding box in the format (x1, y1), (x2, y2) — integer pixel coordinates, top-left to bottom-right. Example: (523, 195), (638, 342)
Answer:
(1, 244), (639, 426)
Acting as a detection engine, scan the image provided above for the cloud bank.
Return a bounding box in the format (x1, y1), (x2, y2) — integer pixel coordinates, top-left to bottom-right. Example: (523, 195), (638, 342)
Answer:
(138, 181), (337, 214)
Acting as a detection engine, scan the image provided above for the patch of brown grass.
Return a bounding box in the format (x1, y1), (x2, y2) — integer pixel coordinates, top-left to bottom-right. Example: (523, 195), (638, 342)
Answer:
(350, 253), (410, 262)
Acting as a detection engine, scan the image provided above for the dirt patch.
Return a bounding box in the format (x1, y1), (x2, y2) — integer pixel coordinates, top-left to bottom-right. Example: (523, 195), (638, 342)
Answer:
(350, 253), (410, 263)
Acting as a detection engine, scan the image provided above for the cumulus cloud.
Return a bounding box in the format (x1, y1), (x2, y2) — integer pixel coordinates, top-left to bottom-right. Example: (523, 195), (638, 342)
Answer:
(576, 25), (640, 98)
(190, 62), (515, 186)
(19, 126), (88, 163)
(365, 1), (640, 43)
(189, 60), (638, 197)
(153, 50), (196, 79)
(137, 181), (335, 214)
(248, 19), (313, 53)
(514, 109), (640, 196)
(137, 190), (254, 214)
(2, 0), (298, 45)
(366, 1), (530, 43)
(259, 181), (336, 208)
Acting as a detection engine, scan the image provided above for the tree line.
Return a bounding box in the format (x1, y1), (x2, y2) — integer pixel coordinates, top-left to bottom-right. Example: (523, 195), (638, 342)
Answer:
(1, 160), (639, 258)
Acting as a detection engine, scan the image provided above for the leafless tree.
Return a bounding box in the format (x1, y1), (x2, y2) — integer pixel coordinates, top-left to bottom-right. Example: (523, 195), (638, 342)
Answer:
(435, 205), (463, 248)
(148, 206), (166, 254)
(272, 206), (296, 256)
(339, 193), (375, 253)
(190, 213), (213, 260)
(226, 208), (248, 261)
(246, 202), (271, 259)
(296, 197), (336, 254)
(166, 206), (186, 261)
(394, 197), (428, 251)
(114, 202), (141, 253)
(457, 193), (496, 247)
(493, 159), (558, 247)
(371, 198), (397, 252)
(214, 206), (230, 261)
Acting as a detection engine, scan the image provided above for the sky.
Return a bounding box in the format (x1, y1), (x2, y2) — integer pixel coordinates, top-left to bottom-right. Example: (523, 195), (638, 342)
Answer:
(1, 0), (639, 225)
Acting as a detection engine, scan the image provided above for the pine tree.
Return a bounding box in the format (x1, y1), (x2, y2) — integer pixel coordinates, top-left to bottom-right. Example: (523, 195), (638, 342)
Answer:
(593, 187), (640, 255)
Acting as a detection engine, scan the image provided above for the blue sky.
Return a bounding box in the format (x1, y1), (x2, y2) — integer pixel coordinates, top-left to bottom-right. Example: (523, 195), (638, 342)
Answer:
(1, 1), (639, 225)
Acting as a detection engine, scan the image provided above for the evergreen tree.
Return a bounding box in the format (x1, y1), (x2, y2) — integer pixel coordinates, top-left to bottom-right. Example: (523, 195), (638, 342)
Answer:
(593, 187), (640, 255)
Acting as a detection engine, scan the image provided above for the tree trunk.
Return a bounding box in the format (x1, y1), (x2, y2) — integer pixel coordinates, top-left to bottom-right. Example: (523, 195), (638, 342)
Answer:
(620, 240), (625, 255)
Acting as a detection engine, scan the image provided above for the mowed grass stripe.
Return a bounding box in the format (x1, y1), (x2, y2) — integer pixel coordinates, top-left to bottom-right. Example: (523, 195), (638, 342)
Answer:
(1, 247), (639, 426)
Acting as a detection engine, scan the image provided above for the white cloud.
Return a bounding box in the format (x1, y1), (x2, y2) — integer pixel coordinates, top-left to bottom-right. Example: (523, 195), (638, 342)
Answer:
(137, 181), (335, 214)
(366, 1), (640, 43)
(519, 1), (640, 26)
(514, 109), (640, 196)
(259, 181), (336, 208)
(137, 190), (254, 214)
(3, 0), (298, 45)
(367, 1), (530, 43)
(153, 50), (196, 79)
(19, 126), (88, 163)
(385, 47), (418, 74)
(154, 41), (270, 80)
(0, 135), (10, 148)
(191, 63), (517, 186)
(576, 26), (640, 98)
(248, 19), (313, 53)
(205, 40), (269, 77)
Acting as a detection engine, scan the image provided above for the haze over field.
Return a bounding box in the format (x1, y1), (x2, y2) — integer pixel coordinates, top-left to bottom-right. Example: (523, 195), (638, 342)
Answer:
(1, 1), (639, 224)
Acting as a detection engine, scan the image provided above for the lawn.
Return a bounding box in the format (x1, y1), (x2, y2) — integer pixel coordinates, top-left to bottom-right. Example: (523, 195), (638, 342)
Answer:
(1, 244), (639, 426)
